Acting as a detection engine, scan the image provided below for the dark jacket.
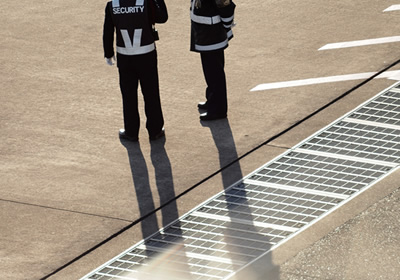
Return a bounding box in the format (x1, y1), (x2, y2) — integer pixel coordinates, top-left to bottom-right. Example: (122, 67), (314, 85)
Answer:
(103, 0), (168, 67)
(190, 0), (235, 52)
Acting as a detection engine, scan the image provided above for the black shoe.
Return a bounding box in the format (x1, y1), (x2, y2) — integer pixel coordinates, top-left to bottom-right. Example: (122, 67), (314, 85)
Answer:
(149, 128), (165, 141)
(200, 112), (227, 121)
(197, 102), (208, 110)
(119, 129), (138, 142)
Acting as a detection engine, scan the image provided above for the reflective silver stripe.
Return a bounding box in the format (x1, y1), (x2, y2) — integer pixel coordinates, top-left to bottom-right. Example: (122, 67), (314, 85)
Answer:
(118, 29), (155, 55)
(227, 29), (233, 38)
(117, 43), (155, 55)
(191, 14), (221, 25)
(221, 15), (234, 23)
(113, 0), (143, 8)
(190, 0), (221, 25)
(121, 29), (142, 48)
(112, 0), (120, 7)
(195, 38), (228, 51)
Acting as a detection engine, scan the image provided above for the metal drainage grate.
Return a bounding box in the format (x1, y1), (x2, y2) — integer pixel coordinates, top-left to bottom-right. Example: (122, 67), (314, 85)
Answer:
(350, 86), (400, 126)
(81, 82), (400, 280)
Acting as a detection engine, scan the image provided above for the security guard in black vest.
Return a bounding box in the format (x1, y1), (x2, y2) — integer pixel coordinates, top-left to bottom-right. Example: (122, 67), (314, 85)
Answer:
(103, 0), (168, 141)
(190, 0), (236, 121)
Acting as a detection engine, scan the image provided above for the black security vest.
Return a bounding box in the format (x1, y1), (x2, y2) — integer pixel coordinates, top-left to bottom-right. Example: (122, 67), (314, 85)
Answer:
(110, 0), (155, 56)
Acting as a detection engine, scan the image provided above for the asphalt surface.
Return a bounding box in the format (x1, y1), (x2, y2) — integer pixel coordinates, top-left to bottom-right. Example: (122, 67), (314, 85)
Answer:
(1, 0), (400, 279)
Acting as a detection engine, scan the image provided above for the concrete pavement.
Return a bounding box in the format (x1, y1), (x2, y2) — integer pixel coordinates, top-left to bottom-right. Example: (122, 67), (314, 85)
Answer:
(1, 0), (400, 279)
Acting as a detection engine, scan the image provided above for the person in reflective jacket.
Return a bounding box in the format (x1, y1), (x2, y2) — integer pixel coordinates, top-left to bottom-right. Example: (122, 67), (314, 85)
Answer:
(190, 0), (236, 121)
(103, 0), (168, 141)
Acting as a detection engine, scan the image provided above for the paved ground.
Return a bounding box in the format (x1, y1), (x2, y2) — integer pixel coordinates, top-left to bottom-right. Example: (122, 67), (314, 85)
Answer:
(1, 0), (400, 279)
(280, 184), (400, 280)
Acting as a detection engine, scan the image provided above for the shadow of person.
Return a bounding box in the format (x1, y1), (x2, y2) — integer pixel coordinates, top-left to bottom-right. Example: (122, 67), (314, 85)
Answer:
(120, 138), (192, 279)
(120, 137), (180, 237)
(149, 137), (179, 228)
(201, 119), (279, 279)
(201, 118), (243, 187)
(120, 140), (159, 239)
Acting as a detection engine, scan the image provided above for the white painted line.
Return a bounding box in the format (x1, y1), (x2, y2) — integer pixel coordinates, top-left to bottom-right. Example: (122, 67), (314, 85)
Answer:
(384, 5), (400, 12)
(319, 36), (400, 50)
(250, 70), (400, 91)
(388, 71), (400, 81)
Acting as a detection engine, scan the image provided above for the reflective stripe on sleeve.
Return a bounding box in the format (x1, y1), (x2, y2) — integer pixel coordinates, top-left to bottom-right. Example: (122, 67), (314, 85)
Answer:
(221, 15), (234, 23)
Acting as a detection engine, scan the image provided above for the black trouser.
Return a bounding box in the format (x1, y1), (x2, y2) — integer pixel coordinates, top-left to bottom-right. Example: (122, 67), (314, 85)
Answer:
(118, 50), (164, 138)
(200, 49), (227, 116)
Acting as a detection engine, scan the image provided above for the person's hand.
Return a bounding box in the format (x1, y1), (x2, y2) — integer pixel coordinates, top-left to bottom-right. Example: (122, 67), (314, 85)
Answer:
(105, 56), (115, 66)
(215, 0), (230, 8)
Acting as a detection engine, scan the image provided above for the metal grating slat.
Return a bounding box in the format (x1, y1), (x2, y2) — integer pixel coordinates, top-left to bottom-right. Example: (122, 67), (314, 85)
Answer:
(81, 82), (400, 280)
(300, 121), (400, 163)
(350, 90), (400, 126)
(248, 151), (390, 196)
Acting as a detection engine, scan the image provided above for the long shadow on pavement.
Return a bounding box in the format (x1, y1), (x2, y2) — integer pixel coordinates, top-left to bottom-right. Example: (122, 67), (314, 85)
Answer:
(120, 138), (179, 238)
(202, 119), (280, 279)
(121, 138), (192, 279)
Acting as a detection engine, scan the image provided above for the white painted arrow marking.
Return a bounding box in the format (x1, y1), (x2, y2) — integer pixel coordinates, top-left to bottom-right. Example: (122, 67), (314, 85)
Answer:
(319, 36), (400, 50)
(384, 5), (400, 12)
(251, 70), (400, 91)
